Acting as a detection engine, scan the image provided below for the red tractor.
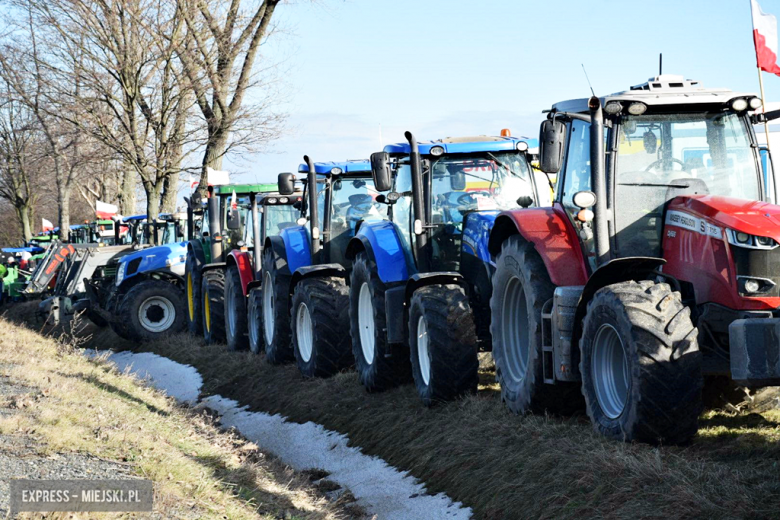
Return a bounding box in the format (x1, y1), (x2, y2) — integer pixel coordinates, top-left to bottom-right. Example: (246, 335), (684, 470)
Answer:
(488, 75), (780, 444)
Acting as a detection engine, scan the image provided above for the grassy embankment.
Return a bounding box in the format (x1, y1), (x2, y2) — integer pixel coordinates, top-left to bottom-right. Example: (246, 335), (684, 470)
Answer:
(0, 310), (359, 519)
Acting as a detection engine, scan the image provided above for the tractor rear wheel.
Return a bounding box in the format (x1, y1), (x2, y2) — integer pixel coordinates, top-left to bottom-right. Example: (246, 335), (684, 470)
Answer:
(349, 252), (409, 392)
(185, 253), (202, 335)
(224, 264), (248, 351)
(201, 269), (226, 345)
(409, 284), (478, 406)
(247, 287), (264, 354)
(118, 279), (186, 342)
(292, 277), (353, 378)
(580, 280), (702, 444)
(490, 236), (581, 414)
(261, 248), (294, 364)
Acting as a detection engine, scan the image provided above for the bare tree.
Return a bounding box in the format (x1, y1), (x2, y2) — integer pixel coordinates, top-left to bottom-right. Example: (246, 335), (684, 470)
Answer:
(175, 0), (286, 193)
(0, 85), (42, 241)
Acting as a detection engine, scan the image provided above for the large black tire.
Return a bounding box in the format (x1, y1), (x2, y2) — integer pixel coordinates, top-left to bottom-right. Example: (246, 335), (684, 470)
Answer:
(185, 252), (202, 335)
(409, 284), (478, 406)
(261, 248), (294, 364)
(201, 269), (226, 345)
(224, 264), (249, 351)
(291, 277), (353, 378)
(117, 279), (187, 342)
(349, 252), (409, 392)
(580, 280), (702, 444)
(247, 286), (264, 354)
(490, 236), (581, 414)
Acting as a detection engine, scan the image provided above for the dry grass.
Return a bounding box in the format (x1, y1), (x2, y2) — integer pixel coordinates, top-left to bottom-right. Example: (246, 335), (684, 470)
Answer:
(0, 311), (360, 519)
(7, 301), (780, 519)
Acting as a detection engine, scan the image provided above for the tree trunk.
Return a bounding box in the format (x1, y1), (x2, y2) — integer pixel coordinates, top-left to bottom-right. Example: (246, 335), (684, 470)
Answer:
(160, 173), (179, 214)
(20, 204), (32, 242)
(57, 184), (71, 240)
(118, 165), (137, 215)
(197, 128), (229, 195)
(145, 181), (163, 245)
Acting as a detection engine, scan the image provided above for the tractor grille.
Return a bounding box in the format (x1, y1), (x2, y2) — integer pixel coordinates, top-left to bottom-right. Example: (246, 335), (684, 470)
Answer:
(732, 247), (780, 297)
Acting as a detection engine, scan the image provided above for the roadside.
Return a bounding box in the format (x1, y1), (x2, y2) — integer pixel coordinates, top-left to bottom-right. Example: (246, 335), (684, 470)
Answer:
(0, 314), (364, 519)
(78, 322), (780, 519)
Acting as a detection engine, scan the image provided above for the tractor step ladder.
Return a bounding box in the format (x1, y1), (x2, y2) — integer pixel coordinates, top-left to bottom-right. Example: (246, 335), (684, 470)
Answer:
(541, 299), (555, 384)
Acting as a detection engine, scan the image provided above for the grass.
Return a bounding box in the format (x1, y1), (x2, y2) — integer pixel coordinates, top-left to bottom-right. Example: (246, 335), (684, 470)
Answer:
(9, 301), (780, 519)
(0, 309), (359, 519)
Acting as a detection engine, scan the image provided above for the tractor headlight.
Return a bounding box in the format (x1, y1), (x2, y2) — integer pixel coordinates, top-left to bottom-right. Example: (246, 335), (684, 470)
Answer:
(737, 276), (776, 295)
(604, 101), (623, 115)
(516, 141), (529, 152)
(330, 167), (343, 175)
(750, 97), (763, 110)
(267, 197), (278, 204)
(726, 229), (779, 250)
(430, 146), (444, 157)
(731, 98), (749, 112)
(115, 264), (125, 286)
(627, 102), (647, 115)
(279, 197), (289, 204)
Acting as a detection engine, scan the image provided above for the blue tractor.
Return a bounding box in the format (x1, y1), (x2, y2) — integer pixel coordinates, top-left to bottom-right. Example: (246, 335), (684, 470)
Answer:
(345, 131), (547, 404)
(260, 157), (386, 375)
(85, 213), (190, 341)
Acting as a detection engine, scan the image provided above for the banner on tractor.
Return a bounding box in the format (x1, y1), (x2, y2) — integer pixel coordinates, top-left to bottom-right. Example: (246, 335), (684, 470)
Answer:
(96, 201), (118, 219)
(207, 167), (230, 186)
(752, 0), (780, 75)
(41, 218), (53, 232)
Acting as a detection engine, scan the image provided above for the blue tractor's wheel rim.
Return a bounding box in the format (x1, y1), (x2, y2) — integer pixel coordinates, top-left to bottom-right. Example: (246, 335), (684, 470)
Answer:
(358, 282), (375, 365)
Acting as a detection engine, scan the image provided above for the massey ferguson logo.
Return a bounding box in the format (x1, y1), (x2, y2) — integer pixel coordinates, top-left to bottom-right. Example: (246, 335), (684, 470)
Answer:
(665, 210), (722, 239)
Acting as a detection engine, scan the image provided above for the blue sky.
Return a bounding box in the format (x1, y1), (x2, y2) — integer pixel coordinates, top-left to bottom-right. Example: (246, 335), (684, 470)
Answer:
(226, 0), (780, 183)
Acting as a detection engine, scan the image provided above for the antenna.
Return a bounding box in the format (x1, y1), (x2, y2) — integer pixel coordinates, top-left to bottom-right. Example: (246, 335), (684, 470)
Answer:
(659, 53), (663, 75)
(581, 64), (596, 97)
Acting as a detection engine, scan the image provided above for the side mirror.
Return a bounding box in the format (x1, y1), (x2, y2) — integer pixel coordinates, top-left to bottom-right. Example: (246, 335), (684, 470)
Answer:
(370, 152), (393, 192)
(227, 209), (241, 230)
(539, 119), (566, 173)
(278, 172), (295, 195)
(293, 200), (302, 210)
(450, 172), (466, 191)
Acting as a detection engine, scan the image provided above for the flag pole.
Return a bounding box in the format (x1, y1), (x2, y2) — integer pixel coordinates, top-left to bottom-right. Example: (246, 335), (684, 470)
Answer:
(758, 66), (772, 150)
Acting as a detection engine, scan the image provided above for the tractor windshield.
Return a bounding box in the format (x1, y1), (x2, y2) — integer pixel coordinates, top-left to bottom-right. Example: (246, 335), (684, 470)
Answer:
(430, 151), (535, 226)
(615, 112), (761, 200)
(614, 111), (761, 257)
(262, 204), (300, 241)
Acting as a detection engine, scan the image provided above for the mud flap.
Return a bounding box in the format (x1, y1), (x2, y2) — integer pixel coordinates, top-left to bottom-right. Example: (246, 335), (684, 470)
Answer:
(729, 318), (780, 386)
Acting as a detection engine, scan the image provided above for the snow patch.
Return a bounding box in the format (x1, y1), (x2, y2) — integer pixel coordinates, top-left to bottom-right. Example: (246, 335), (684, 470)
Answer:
(86, 349), (472, 520)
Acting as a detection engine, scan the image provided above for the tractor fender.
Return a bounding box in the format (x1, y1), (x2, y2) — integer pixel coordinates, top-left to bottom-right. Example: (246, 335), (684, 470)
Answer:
(187, 240), (207, 269)
(488, 204), (589, 287)
(570, 257), (667, 367)
(120, 242), (188, 285)
(278, 225), (312, 274)
(345, 220), (412, 284)
(201, 262), (226, 275)
(290, 264), (346, 293)
(264, 235), (293, 276)
(404, 272), (468, 304)
(226, 250), (254, 296)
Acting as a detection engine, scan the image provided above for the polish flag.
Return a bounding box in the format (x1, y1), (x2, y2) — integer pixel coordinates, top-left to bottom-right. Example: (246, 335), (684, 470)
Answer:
(230, 190), (238, 210)
(96, 200), (118, 219)
(752, 0), (780, 75)
(41, 218), (54, 232)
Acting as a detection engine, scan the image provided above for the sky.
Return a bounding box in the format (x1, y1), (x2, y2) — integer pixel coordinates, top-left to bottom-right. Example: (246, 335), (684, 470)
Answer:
(223, 0), (780, 185)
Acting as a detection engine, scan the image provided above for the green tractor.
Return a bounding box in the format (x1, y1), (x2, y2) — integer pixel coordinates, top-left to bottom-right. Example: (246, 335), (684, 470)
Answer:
(185, 183), (277, 343)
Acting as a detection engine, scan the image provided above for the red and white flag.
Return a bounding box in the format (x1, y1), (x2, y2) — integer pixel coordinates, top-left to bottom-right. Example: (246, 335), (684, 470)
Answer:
(752, 0), (780, 75)
(41, 218), (53, 232)
(95, 200), (118, 219)
(230, 190), (238, 210)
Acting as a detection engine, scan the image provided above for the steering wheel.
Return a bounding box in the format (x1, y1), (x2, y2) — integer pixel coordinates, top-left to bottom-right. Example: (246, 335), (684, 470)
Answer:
(644, 158), (685, 172)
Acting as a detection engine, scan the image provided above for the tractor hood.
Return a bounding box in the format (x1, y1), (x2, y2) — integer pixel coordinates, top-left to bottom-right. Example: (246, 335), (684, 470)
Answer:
(668, 195), (780, 239)
(117, 242), (188, 285)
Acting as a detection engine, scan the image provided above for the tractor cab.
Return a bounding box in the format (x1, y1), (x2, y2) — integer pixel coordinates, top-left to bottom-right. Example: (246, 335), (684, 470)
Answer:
(545, 74), (767, 267)
(373, 132), (544, 273)
(278, 159), (387, 267)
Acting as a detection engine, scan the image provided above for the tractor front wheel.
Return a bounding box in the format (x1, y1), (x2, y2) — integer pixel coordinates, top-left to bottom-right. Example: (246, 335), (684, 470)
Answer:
(117, 280), (186, 342)
(224, 264), (249, 351)
(185, 253), (202, 335)
(349, 252), (409, 392)
(291, 277), (352, 378)
(409, 284), (478, 406)
(580, 280), (702, 444)
(201, 270), (226, 345)
(247, 287), (264, 354)
(490, 235), (581, 414)
(261, 248), (293, 364)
